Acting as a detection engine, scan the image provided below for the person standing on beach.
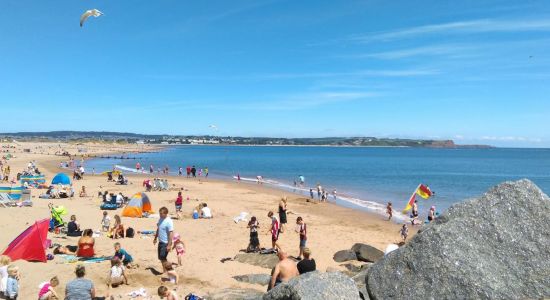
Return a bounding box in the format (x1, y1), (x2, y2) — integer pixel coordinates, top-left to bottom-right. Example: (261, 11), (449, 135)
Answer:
(204, 167), (209, 178)
(295, 216), (307, 260)
(387, 202), (393, 221)
(267, 211), (281, 251)
(317, 184), (322, 200)
(150, 165), (154, 174)
(178, 167), (183, 176)
(186, 166), (191, 178)
(154, 207), (174, 273)
(412, 200), (419, 218)
(191, 166), (196, 177)
(278, 197), (288, 233)
(309, 189), (314, 200)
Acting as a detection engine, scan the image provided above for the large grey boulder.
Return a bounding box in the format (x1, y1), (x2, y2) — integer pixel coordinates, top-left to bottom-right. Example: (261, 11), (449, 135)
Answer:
(206, 288), (263, 300)
(263, 271), (360, 300)
(234, 253), (280, 269)
(333, 250), (357, 262)
(366, 179), (550, 300)
(351, 243), (383, 263)
(233, 274), (272, 286)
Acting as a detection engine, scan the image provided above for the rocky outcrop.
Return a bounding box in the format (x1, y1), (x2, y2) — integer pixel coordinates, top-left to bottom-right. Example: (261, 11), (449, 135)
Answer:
(263, 271), (360, 300)
(234, 253), (280, 269)
(351, 243), (383, 263)
(207, 288), (263, 300)
(233, 274), (271, 286)
(333, 250), (357, 262)
(367, 179), (550, 299)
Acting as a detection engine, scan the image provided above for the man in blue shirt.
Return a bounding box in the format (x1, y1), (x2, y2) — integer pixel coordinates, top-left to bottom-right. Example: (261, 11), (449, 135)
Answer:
(154, 206), (174, 272)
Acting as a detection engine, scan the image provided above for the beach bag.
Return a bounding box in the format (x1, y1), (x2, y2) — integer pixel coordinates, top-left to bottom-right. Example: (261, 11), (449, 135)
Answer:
(100, 203), (118, 210)
(185, 294), (203, 300)
(126, 227), (135, 238)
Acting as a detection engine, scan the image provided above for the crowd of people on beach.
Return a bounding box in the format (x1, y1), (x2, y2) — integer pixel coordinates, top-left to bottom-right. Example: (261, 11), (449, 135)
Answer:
(0, 146), (443, 300)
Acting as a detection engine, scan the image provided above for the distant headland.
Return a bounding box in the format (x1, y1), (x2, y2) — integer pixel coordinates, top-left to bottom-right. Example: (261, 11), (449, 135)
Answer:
(0, 131), (493, 148)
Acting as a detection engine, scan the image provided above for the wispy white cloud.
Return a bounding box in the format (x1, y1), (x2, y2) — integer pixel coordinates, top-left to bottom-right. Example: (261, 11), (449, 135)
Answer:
(351, 18), (550, 43)
(479, 136), (543, 143)
(350, 44), (476, 60)
(143, 69), (439, 82)
(131, 91), (379, 112)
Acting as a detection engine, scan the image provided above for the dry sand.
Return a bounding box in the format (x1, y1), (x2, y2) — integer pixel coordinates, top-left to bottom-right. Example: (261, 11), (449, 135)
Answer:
(0, 141), (416, 299)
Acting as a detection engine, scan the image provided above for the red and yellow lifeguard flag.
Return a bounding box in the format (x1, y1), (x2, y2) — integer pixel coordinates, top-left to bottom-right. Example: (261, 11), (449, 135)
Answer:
(403, 184), (434, 212)
(403, 192), (417, 213)
(416, 184), (433, 199)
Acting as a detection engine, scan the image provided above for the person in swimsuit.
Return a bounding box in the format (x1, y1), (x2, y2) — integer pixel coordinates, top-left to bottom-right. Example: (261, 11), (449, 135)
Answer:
(76, 229), (95, 258)
(268, 251), (299, 291)
(172, 233), (186, 266)
(387, 202), (393, 221)
(175, 192), (183, 219)
(400, 224), (409, 241)
(278, 197), (288, 233)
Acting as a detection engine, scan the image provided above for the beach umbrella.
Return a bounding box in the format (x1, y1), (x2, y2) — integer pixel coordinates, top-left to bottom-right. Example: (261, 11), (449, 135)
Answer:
(80, 9), (104, 27)
(51, 173), (71, 185)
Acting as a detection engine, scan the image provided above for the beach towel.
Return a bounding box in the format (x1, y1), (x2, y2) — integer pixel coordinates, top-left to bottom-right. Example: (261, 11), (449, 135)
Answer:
(233, 212), (249, 223)
(78, 256), (112, 263)
(127, 288), (147, 298)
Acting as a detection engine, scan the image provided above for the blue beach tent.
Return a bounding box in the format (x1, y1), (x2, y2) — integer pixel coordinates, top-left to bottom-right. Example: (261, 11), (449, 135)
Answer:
(51, 173), (71, 185)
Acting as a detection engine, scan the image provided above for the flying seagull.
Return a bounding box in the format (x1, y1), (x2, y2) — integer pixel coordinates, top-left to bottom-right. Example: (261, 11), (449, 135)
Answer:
(80, 9), (104, 27)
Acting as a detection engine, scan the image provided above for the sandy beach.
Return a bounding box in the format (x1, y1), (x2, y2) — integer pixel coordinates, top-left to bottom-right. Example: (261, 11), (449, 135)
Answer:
(0, 142), (416, 299)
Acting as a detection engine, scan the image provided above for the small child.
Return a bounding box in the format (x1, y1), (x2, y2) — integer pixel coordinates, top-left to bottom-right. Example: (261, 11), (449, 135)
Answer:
(158, 286), (178, 300)
(5, 265), (19, 300)
(107, 257), (128, 288)
(114, 242), (134, 267)
(162, 261), (178, 284)
(386, 202), (393, 221)
(400, 224), (409, 241)
(38, 276), (59, 300)
(172, 234), (186, 266)
(101, 211), (111, 232)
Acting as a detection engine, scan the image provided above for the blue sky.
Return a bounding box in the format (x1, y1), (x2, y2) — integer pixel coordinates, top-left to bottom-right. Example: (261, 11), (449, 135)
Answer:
(1, 0), (549, 147)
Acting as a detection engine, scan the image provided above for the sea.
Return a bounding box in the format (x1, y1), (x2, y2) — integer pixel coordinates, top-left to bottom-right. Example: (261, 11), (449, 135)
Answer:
(85, 146), (550, 221)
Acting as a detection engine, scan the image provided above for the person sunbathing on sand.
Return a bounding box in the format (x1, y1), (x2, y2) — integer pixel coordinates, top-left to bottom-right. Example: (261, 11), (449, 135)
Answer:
(269, 251), (299, 290)
(76, 229), (95, 258)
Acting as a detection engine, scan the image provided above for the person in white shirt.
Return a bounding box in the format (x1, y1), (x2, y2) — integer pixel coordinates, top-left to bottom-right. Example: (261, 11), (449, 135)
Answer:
(200, 203), (212, 219)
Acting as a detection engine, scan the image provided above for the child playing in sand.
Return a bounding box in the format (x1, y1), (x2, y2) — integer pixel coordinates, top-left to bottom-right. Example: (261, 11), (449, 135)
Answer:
(172, 234), (186, 266)
(400, 224), (409, 241)
(162, 261), (178, 284)
(158, 286), (178, 300)
(101, 211), (111, 232)
(386, 202), (393, 221)
(5, 265), (19, 300)
(107, 257), (128, 288)
(38, 276), (59, 300)
(114, 242), (134, 267)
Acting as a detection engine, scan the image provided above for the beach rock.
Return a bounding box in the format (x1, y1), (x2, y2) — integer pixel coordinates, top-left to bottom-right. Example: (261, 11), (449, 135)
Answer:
(234, 253), (280, 269)
(351, 243), (384, 263)
(333, 250), (357, 262)
(233, 274), (271, 286)
(207, 288), (263, 300)
(366, 179), (550, 300)
(263, 271), (360, 300)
